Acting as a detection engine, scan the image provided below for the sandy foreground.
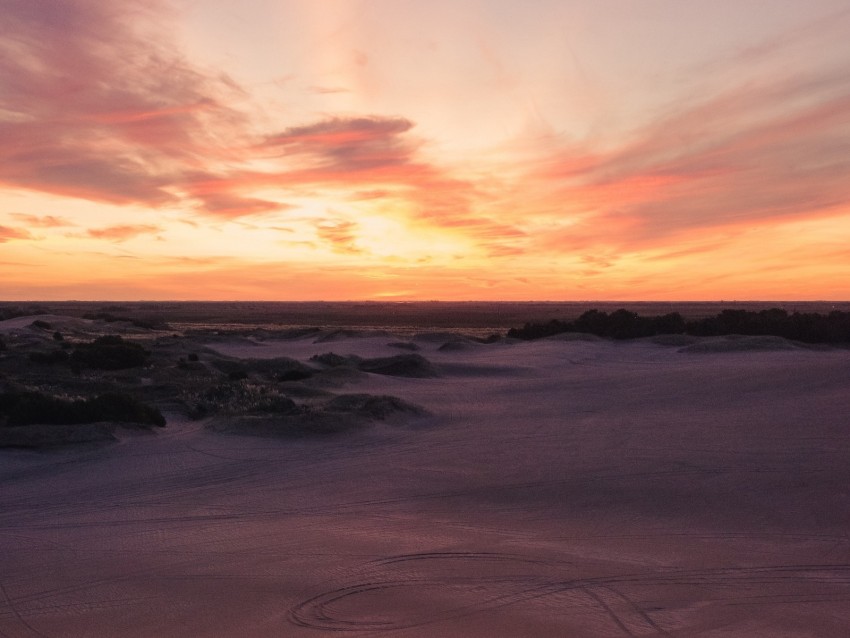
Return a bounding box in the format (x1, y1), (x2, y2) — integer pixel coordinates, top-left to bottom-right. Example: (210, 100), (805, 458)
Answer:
(2, 331), (850, 636)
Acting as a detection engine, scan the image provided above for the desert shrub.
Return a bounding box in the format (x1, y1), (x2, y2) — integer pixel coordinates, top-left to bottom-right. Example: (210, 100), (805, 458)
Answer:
(310, 352), (359, 367)
(186, 381), (298, 418)
(53, 331), (64, 341)
(508, 308), (850, 344)
(129, 316), (169, 330)
(685, 308), (850, 343)
(85, 392), (166, 426)
(84, 312), (124, 322)
(277, 368), (313, 381)
(28, 350), (70, 364)
(239, 357), (316, 380)
(357, 354), (438, 378)
(0, 389), (165, 427)
(83, 312), (169, 331)
(0, 336), (5, 351)
(187, 353), (199, 362)
(208, 357), (315, 380)
(325, 394), (428, 419)
(71, 335), (149, 369)
(0, 305), (50, 321)
(387, 341), (420, 351)
(30, 320), (52, 330)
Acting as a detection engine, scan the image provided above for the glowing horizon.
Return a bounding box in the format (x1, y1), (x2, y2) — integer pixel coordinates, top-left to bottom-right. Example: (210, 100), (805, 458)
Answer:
(2, 0), (850, 301)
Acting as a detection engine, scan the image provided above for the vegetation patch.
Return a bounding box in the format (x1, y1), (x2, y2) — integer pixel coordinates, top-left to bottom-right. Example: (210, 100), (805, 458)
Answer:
(357, 353), (438, 378)
(508, 308), (850, 345)
(184, 380), (299, 419)
(83, 312), (170, 331)
(207, 392), (428, 438)
(0, 388), (165, 428)
(71, 335), (150, 369)
(325, 394), (428, 419)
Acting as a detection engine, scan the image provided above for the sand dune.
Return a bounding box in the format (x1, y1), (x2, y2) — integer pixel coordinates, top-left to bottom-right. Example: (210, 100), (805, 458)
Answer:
(2, 331), (850, 636)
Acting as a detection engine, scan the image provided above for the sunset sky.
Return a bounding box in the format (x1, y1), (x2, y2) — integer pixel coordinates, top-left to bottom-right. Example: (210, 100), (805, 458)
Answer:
(2, 0), (850, 300)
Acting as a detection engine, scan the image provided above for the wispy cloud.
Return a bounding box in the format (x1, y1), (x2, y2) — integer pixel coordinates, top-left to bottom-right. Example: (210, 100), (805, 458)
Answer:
(0, 225), (33, 242)
(9, 213), (75, 228)
(262, 116), (416, 171)
(86, 224), (161, 242)
(316, 219), (362, 254)
(536, 69), (850, 253)
(0, 0), (243, 208)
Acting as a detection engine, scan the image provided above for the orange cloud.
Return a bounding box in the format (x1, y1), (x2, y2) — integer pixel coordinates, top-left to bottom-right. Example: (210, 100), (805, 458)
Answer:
(86, 224), (161, 241)
(533, 71), (850, 253)
(9, 213), (75, 228)
(192, 192), (286, 218)
(316, 219), (362, 254)
(0, 225), (33, 242)
(0, 0), (243, 208)
(262, 116), (415, 170)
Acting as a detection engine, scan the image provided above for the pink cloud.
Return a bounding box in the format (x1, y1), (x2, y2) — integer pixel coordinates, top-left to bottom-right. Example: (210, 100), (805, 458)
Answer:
(261, 116), (416, 171)
(0, 2), (523, 252)
(192, 192), (286, 218)
(9, 213), (75, 228)
(0, 0), (244, 207)
(536, 70), (850, 252)
(316, 219), (362, 254)
(86, 224), (161, 241)
(0, 225), (33, 242)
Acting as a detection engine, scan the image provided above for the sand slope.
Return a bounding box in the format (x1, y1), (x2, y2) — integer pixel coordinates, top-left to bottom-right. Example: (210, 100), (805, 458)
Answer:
(1, 335), (849, 636)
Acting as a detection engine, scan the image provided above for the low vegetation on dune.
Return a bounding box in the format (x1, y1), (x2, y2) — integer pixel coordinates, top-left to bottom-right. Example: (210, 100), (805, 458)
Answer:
(0, 305), (51, 321)
(25, 335), (151, 370)
(82, 312), (170, 331)
(71, 335), (151, 369)
(310, 352), (439, 378)
(207, 392), (429, 438)
(508, 308), (850, 344)
(0, 388), (165, 428)
(0, 315), (435, 446)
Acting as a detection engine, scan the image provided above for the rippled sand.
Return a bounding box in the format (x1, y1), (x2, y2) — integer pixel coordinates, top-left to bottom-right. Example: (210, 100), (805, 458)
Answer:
(2, 331), (849, 636)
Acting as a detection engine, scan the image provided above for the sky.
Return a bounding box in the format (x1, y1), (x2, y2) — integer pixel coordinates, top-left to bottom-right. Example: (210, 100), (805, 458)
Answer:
(1, 0), (850, 301)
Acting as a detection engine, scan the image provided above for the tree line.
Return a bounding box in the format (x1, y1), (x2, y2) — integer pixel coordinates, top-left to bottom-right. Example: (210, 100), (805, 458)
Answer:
(507, 308), (850, 344)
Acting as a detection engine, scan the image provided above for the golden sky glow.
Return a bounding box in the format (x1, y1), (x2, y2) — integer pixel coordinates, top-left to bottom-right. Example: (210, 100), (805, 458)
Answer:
(2, 0), (850, 300)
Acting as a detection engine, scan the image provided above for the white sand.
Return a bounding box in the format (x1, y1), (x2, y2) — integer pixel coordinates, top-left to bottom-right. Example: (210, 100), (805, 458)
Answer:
(2, 336), (849, 636)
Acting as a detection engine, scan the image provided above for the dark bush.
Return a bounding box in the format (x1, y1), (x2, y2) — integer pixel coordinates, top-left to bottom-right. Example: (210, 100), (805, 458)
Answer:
(0, 336), (5, 351)
(1, 389), (165, 427)
(508, 308), (850, 344)
(85, 392), (166, 426)
(277, 369), (313, 381)
(187, 353), (199, 362)
(71, 335), (150, 369)
(30, 320), (52, 330)
(0, 305), (50, 321)
(187, 381), (298, 417)
(29, 350), (70, 364)
(310, 352), (359, 367)
(83, 313), (169, 331)
(326, 394), (428, 419)
(53, 331), (64, 341)
(357, 354), (438, 378)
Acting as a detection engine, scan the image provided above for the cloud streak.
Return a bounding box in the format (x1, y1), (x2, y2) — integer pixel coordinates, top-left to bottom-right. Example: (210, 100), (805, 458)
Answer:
(536, 69), (850, 253)
(0, 225), (33, 242)
(86, 224), (161, 242)
(0, 0), (243, 209)
(9, 214), (75, 228)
